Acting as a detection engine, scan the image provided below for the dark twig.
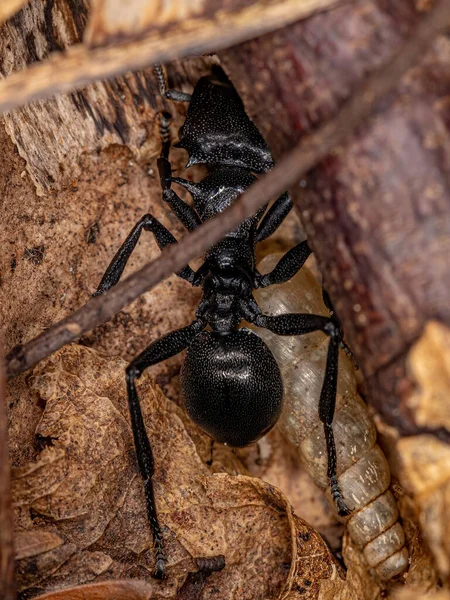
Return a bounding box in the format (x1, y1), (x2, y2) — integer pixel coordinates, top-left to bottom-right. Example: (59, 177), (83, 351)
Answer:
(0, 349), (16, 600)
(5, 0), (450, 379)
(177, 555), (226, 600)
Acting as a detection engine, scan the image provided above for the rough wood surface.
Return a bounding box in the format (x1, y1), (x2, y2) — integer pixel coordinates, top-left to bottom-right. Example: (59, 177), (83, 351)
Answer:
(0, 0), (215, 194)
(220, 0), (450, 436)
(0, 0), (341, 118)
(85, 0), (339, 48)
(8, 0), (450, 382)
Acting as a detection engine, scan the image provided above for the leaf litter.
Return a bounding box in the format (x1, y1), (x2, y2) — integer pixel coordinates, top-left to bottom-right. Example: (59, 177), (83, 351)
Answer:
(11, 343), (341, 599)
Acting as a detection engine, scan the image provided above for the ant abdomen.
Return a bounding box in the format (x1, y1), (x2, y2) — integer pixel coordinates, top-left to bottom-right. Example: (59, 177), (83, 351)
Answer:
(252, 252), (408, 580)
(181, 329), (283, 447)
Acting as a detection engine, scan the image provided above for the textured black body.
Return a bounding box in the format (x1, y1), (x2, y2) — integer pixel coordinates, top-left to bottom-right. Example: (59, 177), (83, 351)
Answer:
(181, 329), (283, 447)
(94, 66), (349, 578)
(175, 71), (274, 173)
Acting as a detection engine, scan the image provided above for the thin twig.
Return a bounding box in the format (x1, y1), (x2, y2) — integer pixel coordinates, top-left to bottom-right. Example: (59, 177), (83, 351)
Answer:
(0, 0), (341, 115)
(0, 348), (16, 599)
(6, 0), (450, 379)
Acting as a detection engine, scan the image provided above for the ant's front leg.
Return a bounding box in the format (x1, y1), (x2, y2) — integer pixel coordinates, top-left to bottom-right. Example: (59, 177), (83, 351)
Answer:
(157, 154), (201, 232)
(251, 311), (351, 517)
(126, 318), (206, 579)
(154, 64), (192, 102)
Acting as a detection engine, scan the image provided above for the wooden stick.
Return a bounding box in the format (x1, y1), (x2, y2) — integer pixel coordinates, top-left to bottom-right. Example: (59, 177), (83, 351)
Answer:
(6, 0), (450, 379)
(0, 0), (340, 115)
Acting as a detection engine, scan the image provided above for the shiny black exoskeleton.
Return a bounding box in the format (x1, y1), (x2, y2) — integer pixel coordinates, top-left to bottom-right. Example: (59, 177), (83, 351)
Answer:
(94, 66), (349, 580)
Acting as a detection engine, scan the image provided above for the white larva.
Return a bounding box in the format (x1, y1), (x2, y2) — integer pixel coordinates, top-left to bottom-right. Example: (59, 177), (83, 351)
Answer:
(252, 252), (408, 580)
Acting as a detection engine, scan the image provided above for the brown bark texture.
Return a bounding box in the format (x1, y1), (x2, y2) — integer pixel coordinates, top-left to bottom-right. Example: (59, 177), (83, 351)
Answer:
(0, 0), (217, 195)
(219, 0), (450, 437)
(0, 0), (340, 116)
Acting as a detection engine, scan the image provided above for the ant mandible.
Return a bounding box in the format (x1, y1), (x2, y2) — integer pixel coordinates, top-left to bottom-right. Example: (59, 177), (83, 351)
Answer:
(93, 64), (350, 580)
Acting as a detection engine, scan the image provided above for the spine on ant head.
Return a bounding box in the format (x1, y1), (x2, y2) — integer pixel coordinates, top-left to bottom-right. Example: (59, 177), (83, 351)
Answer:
(252, 253), (408, 581)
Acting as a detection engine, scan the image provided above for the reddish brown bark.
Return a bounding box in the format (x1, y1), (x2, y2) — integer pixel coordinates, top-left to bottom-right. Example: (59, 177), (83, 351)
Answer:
(220, 0), (450, 435)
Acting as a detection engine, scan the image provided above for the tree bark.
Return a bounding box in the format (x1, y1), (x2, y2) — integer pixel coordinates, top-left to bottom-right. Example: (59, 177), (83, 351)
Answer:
(220, 0), (450, 436)
(0, 0), (212, 194)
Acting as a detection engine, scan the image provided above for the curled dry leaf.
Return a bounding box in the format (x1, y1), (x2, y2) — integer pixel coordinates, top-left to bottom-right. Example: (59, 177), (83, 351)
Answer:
(28, 579), (155, 600)
(11, 343), (340, 598)
(396, 434), (450, 581)
(385, 321), (450, 581)
(281, 514), (343, 600)
(406, 321), (450, 431)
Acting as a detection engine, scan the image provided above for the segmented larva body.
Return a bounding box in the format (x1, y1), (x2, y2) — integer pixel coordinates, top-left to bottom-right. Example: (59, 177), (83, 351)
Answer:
(253, 253), (408, 580)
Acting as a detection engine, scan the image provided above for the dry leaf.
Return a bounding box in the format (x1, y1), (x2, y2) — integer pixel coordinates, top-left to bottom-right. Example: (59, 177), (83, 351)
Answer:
(406, 321), (450, 430)
(394, 591), (450, 600)
(238, 428), (344, 552)
(11, 343), (341, 598)
(1, 350), (15, 600)
(396, 435), (450, 580)
(282, 514), (343, 599)
(31, 579), (155, 599)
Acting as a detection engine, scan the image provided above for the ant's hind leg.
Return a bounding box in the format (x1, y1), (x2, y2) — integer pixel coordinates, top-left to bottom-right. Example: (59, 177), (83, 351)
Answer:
(322, 288), (358, 369)
(251, 312), (351, 516)
(126, 318), (206, 579)
(318, 323), (352, 517)
(154, 64), (192, 102)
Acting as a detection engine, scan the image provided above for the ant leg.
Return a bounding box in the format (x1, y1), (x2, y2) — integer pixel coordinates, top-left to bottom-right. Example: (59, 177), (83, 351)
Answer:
(157, 112), (202, 232)
(154, 64), (192, 102)
(93, 214), (198, 296)
(255, 191), (293, 243)
(322, 288), (358, 369)
(126, 318), (206, 579)
(251, 312), (351, 516)
(157, 158), (201, 231)
(254, 240), (311, 288)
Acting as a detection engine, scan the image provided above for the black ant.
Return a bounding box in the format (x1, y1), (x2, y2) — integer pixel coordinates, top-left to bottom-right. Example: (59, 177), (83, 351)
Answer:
(93, 64), (350, 580)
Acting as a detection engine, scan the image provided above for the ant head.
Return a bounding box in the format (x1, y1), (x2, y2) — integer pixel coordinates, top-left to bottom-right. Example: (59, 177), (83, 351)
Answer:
(181, 329), (283, 447)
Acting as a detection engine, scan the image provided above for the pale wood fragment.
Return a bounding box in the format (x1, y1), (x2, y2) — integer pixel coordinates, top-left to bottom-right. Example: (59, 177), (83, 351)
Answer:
(0, 0), (342, 119)
(0, 0), (212, 194)
(0, 0), (28, 26)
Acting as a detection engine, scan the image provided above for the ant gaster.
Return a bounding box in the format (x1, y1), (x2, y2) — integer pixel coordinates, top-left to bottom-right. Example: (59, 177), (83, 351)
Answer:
(94, 65), (350, 580)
